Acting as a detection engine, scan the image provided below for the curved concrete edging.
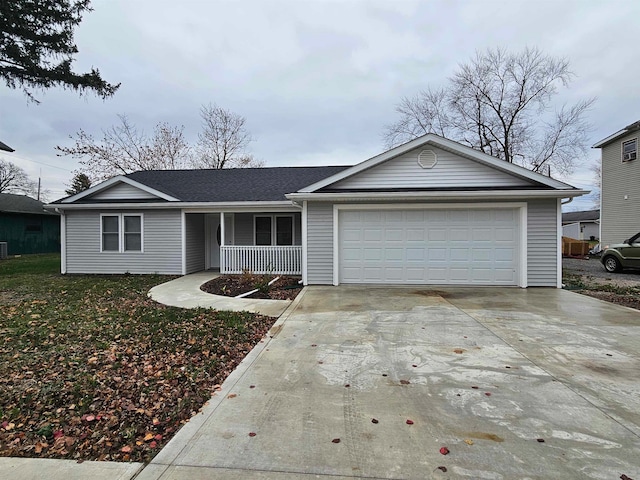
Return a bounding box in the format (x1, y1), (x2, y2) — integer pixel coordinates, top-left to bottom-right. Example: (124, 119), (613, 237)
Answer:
(148, 271), (292, 317)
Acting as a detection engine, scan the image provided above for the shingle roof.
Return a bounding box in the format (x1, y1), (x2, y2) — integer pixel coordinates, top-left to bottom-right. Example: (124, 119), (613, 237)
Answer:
(125, 166), (352, 202)
(0, 193), (57, 215)
(0, 140), (14, 152)
(562, 209), (599, 223)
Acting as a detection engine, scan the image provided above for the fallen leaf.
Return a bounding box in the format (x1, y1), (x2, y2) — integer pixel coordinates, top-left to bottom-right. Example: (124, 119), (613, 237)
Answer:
(154, 434), (162, 441)
(152, 418), (160, 426)
(437, 466), (448, 472)
(249, 432), (257, 437)
(144, 433), (154, 442)
(227, 393), (237, 399)
(53, 430), (64, 440)
(453, 348), (465, 354)
(149, 441), (157, 448)
(439, 446), (449, 455)
(400, 379), (410, 385)
(406, 419), (414, 425)
(485, 392), (492, 397)
(471, 386), (479, 389)
(331, 438), (341, 443)
(249, 385), (256, 389)
(536, 438), (545, 443)
(371, 418), (379, 424)
(344, 384), (350, 388)
(464, 439), (474, 445)
(121, 445), (132, 453)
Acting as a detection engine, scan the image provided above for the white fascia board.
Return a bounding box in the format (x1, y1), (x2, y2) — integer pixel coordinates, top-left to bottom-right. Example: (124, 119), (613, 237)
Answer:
(298, 133), (576, 193)
(287, 189), (589, 202)
(592, 129), (627, 148)
(52, 200), (299, 211)
(60, 176), (179, 203)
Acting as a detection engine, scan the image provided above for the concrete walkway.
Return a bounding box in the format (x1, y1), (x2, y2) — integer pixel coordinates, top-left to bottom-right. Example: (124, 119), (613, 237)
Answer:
(135, 286), (640, 479)
(148, 271), (292, 317)
(0, 457), (143, 480)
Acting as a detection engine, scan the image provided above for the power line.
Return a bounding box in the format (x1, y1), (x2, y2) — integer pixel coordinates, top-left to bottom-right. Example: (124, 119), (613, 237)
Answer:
(1, 151), (72, 172)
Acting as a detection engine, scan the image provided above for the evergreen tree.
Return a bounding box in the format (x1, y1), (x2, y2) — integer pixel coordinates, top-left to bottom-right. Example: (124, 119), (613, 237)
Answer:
(0, 0), (119, 102)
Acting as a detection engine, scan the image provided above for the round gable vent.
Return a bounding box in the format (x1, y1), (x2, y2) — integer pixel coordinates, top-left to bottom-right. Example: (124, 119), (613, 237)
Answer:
(418, 149), (437, 169)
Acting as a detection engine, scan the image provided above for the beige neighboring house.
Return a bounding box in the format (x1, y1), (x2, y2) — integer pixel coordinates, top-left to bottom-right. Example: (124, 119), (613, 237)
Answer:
(593, 121), (640, 247)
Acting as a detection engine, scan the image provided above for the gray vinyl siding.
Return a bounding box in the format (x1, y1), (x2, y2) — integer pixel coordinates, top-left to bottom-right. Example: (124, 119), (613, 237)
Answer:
(306, 202), (334, 284)
(331, 146), (534, 189)
(185, 213), (205, 274)
(600, 131), (640, 246)
(65, 209), (182, 274)
(232, 212), (302, 246)
(90, 183), (159, 200)
(527, 199), (558, 287)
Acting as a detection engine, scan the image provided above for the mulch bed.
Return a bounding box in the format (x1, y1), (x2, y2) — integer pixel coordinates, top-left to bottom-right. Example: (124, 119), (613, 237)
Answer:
(580, 290), (640, 310)
(201, 274), (303, 301)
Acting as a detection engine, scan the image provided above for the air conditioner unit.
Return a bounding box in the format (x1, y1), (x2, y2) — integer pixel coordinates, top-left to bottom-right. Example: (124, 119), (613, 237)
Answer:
(0, 242), (7, 260)
(623, 152), (636, 161)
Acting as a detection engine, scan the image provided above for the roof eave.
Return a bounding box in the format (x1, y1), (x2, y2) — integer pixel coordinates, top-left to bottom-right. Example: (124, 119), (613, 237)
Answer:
(46, 200), (299, 211)
(286, 189), (589, 202)
(593, 121), (640, 148)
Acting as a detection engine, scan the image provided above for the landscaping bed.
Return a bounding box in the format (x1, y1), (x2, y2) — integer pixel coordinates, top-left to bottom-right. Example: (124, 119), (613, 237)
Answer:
(0, 254), (276, 463)
(201, 273), (303, 300)
(563, 257), (640, 311)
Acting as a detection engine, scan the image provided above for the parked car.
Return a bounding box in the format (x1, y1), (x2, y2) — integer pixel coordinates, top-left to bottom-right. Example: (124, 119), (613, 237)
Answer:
(600, 232), (640, 272)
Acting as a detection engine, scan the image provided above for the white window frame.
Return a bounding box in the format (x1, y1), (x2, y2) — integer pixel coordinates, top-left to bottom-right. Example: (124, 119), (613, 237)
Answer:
(253, 214), (295, 246)
(100, 213), (144, 253)
(622, 138), (637, 163)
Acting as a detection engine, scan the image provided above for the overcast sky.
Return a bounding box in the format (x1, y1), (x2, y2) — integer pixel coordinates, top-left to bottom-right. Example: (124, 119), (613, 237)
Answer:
(1, 0), (638, 209)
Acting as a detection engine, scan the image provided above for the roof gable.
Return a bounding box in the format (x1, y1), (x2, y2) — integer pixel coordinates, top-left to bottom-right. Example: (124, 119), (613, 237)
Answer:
(326, 145), (536, 191)
(300, 134), (576, 193)
(61, 176), (179, 204)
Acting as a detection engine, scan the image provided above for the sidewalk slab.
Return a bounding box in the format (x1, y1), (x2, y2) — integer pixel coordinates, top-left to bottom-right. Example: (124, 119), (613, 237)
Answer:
(0, 457), (143, 480)
(148, 271), (291, 317)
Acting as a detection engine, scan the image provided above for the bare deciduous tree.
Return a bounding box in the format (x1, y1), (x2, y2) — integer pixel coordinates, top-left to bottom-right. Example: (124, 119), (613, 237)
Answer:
(591, 161), (601, 208)
(385, 47), (594, 176)
(193, 104), (263, 169)
(0, 158), (37, 195)
(56, 115), (192, 181)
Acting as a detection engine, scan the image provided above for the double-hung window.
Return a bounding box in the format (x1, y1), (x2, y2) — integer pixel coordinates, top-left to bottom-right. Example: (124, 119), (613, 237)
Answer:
(101, 214), (143, 252)
(254, 215), (294, 246)
(622, 138), (637, 162)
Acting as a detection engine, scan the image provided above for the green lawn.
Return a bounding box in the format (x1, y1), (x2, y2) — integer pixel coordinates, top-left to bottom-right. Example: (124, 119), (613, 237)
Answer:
(0, 255), (276, 462)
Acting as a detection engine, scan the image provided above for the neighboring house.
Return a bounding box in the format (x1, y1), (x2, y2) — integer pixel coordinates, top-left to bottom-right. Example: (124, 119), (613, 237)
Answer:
(593, 120), (640, 246)
(0, 140), (15, 152)
(562, 209), (599, 241)
(0, 193), (60, 255)
(48, 134), (586, 287)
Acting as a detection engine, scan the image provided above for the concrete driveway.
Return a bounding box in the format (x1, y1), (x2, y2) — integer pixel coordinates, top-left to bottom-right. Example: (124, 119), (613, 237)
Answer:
(139, 286), (640, 479)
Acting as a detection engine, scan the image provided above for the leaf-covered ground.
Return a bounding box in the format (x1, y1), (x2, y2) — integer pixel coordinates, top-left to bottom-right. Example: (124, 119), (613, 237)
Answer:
(0, 254), (276, 462)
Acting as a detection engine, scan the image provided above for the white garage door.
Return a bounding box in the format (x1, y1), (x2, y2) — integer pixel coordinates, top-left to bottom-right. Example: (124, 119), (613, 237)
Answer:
(339, 208), (519, 285)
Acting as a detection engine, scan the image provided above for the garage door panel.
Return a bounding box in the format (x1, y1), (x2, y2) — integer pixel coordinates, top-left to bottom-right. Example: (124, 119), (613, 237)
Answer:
(339, 208), (519, 285)
(428, 228), (447, 241)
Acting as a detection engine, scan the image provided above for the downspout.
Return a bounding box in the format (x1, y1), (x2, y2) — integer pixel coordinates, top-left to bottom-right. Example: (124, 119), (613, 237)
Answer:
(54, 208), (66, 274)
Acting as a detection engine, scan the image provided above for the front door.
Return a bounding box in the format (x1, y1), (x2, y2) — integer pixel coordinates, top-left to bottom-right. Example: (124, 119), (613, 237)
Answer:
(209, 216), (221, 269)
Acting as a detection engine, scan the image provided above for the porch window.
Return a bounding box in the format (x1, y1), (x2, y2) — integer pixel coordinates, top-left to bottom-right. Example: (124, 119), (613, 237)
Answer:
(276, 216), (293, 245)
(254, 215), (294, 246)
(255, 216), (272, 246)
(101, 213), (143, 252)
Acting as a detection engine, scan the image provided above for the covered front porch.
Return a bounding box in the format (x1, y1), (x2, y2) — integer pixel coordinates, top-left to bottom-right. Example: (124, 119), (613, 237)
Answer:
(184, 210), (303, 276)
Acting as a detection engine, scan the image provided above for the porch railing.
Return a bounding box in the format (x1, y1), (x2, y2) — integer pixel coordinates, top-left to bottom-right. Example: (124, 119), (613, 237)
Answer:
(220, 246), (302, 275)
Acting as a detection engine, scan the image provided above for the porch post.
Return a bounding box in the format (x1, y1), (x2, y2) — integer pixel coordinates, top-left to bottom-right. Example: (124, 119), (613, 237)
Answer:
(220, 211), (225, 273)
